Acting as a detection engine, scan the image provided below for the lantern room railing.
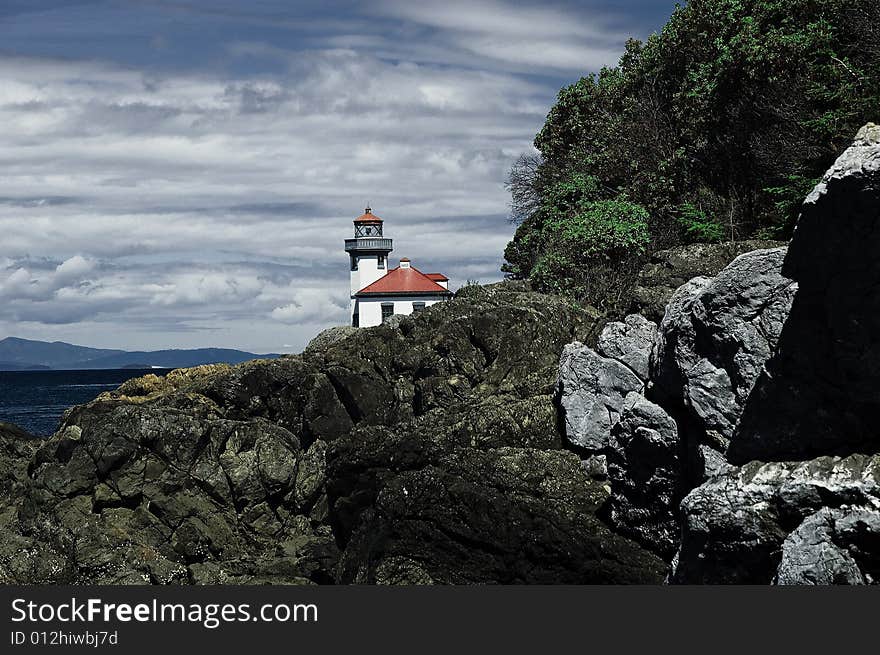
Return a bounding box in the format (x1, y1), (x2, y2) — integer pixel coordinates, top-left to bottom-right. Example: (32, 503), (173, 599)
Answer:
(345, 238), (393, 252)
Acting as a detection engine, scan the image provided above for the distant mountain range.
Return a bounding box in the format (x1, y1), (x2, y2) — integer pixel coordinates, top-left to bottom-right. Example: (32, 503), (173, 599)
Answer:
(0, 337), (280, 371)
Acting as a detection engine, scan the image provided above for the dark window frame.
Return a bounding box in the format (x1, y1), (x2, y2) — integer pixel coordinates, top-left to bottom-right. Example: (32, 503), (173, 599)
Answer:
(381, 302), (394, 323)
(355, 224), (383, 238)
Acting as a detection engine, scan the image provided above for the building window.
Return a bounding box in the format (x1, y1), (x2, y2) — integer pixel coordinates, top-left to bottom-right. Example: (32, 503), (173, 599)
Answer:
(412, 302), (426, 313)
(351, 255), (358, 271)
(355, 224), (382, 238)
(377, 255), (386, 269)
(381, 303), (394, 323)
(352, 312), (359, 328)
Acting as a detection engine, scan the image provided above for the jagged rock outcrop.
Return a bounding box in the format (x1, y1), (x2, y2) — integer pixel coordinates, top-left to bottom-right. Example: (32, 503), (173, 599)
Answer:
(557, 313), (658, 452)
(597, 314), (656, 381)
(730, 123), (880, 464)
(630, 240), (787, 322)
(556, 127), (880, 580)
(558, 314), (690, 558)
(0, 283), (665, 584)
(557, 344), (644, 451)
(775, 506), (880, 585)
(606, 393), (682, 557)
(558, 251), (795, 558)
(650, 247), (796, 450)
(670, 124), (880, 583)
(671, 455), (880, 584)
(330, 435), (665, 584)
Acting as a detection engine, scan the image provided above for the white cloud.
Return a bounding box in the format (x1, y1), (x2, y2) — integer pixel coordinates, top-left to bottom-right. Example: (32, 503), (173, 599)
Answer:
(0, 49), (534, 351)
(0, 0), (645, 351)
(271, 289), (349, 325)
(379, 0), (610, 39)
(53, 255), (95, 285)
(373, 0), (626, 71)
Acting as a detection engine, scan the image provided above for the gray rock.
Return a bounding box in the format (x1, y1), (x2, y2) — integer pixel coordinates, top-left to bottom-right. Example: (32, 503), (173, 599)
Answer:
(697, 445), (733, 480)
(384, 314), (408, 329)
(606, 392), (682, 557)
(775, 506), (880, 585)
(557, 343), (644, 451)
(650, 249), (796, 448)
(581, 455), (608, 480)
(649, 276), (713, 399)
(731, 124), (880, 464)
(3, 286), (669, 585)
(304, 326), (358, 354)
(597, 314), (657, 381)
(671, 454), (880, 584)
(630, 240), (787, 323)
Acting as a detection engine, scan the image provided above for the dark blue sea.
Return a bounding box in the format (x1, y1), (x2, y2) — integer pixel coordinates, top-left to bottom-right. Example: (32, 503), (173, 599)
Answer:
(0, 369), (168, 437)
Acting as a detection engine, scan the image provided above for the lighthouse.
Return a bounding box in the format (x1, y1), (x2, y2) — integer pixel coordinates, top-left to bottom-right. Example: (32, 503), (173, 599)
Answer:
(345, 207), (452, 327)
(346, 206), (393, 300)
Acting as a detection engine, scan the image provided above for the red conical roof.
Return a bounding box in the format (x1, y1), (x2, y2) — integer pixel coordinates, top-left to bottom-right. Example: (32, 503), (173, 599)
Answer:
(354, 206), (383, 223)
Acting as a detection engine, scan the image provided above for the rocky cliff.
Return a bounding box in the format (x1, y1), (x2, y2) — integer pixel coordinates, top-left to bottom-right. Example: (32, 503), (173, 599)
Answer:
(558, 124), (880, 583)
(673, 124), (880, 583)
(2, 125), (876, 585)
(0, 285), (665, 584)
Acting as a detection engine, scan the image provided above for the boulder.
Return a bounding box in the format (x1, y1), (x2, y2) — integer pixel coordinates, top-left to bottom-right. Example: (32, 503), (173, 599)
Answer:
(606, 393), (683, 557)
(671, 454), (880, 584)
(650, 248), (796, 450)
(649, 276), (713, 405)
(597, 314), (657, 381)
(775, 506), (880, 585)
(557, 343), (644, 451)
(731, 124), (880, 463)
(303, 326), (357, 354)
(331, 439), (666, 584)
(631, 240), (787, 322)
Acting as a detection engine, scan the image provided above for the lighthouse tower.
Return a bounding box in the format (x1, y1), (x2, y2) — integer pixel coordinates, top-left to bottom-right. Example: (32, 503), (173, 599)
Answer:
(345, 207), (452, 327)
(346, 207), (393, 320)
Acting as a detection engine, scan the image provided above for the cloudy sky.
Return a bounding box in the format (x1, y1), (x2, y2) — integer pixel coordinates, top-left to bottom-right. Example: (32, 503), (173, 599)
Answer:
(0, 0), (674, 353)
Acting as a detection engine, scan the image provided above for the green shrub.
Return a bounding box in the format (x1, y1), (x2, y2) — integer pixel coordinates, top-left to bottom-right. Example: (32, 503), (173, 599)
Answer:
(675, 203), (725, 243)
(505, 0), (880, 308)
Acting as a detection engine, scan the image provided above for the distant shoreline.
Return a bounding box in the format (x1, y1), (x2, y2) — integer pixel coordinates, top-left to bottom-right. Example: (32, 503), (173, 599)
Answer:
(0, 336), (280, 371)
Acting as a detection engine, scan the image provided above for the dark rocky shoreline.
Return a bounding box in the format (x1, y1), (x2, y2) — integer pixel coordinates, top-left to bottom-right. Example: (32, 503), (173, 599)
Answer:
(1, 124), (878, 585)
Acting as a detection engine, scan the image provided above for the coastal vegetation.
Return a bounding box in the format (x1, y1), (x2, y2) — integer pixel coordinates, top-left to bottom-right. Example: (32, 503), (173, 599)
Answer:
(503, 0), (880, 309)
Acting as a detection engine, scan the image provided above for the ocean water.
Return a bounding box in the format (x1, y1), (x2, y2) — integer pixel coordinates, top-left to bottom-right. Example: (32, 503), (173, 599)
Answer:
(0, 368), (168, 437)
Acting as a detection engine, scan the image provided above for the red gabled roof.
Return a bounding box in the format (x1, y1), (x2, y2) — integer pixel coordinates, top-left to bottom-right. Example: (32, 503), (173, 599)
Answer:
(425, 273), (449, 282)
(356, 266), (451, 296)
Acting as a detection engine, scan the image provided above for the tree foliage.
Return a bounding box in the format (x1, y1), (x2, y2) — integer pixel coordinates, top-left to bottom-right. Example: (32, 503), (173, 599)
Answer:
(505, 0), (880, 307)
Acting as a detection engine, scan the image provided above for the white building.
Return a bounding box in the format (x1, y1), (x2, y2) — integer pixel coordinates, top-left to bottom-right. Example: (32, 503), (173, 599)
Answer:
(346, 207), (452, 327)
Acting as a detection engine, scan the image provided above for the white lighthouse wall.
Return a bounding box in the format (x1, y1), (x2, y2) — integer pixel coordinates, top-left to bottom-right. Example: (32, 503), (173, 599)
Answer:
(355, 296), (448, 327)
(349, 254), (387, 296)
